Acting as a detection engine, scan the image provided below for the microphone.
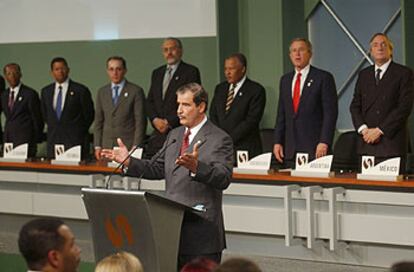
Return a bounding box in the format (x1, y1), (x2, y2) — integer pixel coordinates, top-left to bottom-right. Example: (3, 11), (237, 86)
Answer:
(105, 138), (177, 189)
(135, 139), (177, 188)
(104, 135), (154, 189)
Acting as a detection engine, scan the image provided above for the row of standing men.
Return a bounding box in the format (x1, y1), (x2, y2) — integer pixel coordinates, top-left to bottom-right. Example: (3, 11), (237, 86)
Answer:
(0, 34), (413, 170)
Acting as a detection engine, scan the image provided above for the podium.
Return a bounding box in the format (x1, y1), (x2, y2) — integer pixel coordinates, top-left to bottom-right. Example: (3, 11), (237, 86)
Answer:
(81, 188), (197, 272)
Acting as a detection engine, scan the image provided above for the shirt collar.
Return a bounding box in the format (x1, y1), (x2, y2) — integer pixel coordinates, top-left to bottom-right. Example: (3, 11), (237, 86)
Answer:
(10, 83), (22, 93)
(375, 58), (392, 73)
(111, 79), (126, 90)
(230, 75), (247, 89)
(186, 115), (208, 143)
(295, 64), (310, 76)
(55, 78), (69, 89)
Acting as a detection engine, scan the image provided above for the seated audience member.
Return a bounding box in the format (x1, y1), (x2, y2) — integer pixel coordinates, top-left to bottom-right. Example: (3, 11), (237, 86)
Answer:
(214, 257), (262, 272)
(391, 261), (414, 272)
(181, 257), (218, 272)
(18, 218), (81, 272)
(95, 251), (143, 272)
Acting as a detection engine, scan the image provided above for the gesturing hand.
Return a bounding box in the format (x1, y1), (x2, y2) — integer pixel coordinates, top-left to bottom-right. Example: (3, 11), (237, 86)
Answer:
(101, 138), (131, 167)
(175, 141), (201, 173)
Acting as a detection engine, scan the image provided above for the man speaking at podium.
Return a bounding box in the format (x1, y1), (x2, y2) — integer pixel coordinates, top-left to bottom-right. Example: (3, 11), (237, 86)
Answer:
(103, 83), (233, 269)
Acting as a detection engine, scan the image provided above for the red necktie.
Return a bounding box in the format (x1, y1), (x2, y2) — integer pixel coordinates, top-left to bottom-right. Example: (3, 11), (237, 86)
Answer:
(8, 90), (15, 110)
(180, 129), (191, 155)
(292, 72), (301, 113)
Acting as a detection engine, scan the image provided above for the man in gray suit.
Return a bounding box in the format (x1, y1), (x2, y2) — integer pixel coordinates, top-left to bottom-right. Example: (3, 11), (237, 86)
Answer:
(94, 56), (146, 160)
(103, 83), (233, 269)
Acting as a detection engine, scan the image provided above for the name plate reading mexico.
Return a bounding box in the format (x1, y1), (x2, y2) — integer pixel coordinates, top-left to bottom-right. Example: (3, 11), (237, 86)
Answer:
(291, 153), (334, 178)
(357, 156), (402, 181)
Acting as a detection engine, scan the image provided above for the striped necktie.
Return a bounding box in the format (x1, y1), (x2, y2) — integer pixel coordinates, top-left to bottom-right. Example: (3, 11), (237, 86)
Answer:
(226, 84), (237, 112)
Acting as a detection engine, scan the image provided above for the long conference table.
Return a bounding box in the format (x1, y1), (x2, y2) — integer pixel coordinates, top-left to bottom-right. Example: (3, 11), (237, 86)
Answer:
(0, 160), (414, 268)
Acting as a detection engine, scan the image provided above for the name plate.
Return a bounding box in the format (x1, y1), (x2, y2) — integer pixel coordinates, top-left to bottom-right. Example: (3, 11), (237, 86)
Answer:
(291, 153), (334, 178)
(51, 145), (81, 165)
(233, 151), (271, 175)
(0, 143), (28, 162)
(357, 156), (402, 181)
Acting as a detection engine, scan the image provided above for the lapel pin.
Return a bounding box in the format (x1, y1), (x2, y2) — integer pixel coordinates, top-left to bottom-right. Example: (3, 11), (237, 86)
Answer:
(124, 92), (128, 97)
(307, 79), (313, 87)
(18, 96), (23, 101)
(175, 76), (179, 80)
(70, 91), (74, 95)
(239, 92), (243, 96)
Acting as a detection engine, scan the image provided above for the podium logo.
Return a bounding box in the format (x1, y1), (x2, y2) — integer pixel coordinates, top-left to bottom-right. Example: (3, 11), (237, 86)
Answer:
(105, 214), (134, 248)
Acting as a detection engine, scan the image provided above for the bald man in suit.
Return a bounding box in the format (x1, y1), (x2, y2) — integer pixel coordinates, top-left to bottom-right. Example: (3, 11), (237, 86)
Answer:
(103, 83), (233, 270)
(145, 37), (201, 158)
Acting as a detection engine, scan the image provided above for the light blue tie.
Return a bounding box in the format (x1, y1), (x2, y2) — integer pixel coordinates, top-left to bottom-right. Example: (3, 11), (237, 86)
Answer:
(113, 85), (120, 105)
(56, 85), (63, 120)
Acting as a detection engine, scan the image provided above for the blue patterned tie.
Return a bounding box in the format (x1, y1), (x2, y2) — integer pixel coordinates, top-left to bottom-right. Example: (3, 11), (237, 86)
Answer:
(113, 85), (120, 105)
(56, 85), (63, 120)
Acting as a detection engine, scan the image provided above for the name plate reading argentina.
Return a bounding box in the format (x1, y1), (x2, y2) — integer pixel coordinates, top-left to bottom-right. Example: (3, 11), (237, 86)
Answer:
(0, 143), (28, 162)
(233, 151), (271, 175)
(51, 145), (81, 165)
(291, 153), (334, 178)
(357, 156), (402, 181)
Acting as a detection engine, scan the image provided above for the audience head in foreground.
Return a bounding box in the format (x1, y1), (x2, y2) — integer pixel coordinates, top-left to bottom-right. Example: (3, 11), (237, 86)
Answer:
(18, 218), (81, 272)
(214, 257), (262, 272)
(391, 261), (414, 272)
(180, 257), (218, 272)
(95, 251), (143, 272)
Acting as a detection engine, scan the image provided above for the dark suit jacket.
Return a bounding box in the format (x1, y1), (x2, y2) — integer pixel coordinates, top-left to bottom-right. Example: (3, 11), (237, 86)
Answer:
(1, 84), (43, 157)
(350, 61), (414, 157)
(274, 65), (338, 161)
(126, 120), (233, 255)
(210, 78), (266, 158)
(0, 75), (5, 143)
(145, 61), (201, 155)
(41, 80), (94, 159)
(94, 80), (146, 149)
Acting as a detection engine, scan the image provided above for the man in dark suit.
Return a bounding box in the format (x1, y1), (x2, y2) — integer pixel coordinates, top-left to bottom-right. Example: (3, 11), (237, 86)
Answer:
(94, 56), (146, 160)
(0, 74), (5, 145)
(350, 33), (414, 173)
(18, 218), (81, 272)
(103, 83), (233, 269)
(41, 57), (94, 159)
(274, 38), (338, 167)
(145, 37), (201, 158)
(210, 53), (266, 159)
(1, 63), (43, 158)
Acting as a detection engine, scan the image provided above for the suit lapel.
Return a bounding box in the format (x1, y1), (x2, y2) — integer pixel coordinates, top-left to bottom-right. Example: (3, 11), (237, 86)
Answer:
(172, 121), (209, 172)
(226, 79), (248, 115)
(164, 62), (183, 102)
(284, 72), (295, 115)
(297, 67), (315, 114)
(113, 81), (129, 112)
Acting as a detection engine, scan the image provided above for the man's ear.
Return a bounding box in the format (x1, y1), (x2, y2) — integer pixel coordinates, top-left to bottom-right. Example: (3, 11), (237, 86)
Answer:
(47, 249), (61, 268)
(199, 101), (206, 113)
